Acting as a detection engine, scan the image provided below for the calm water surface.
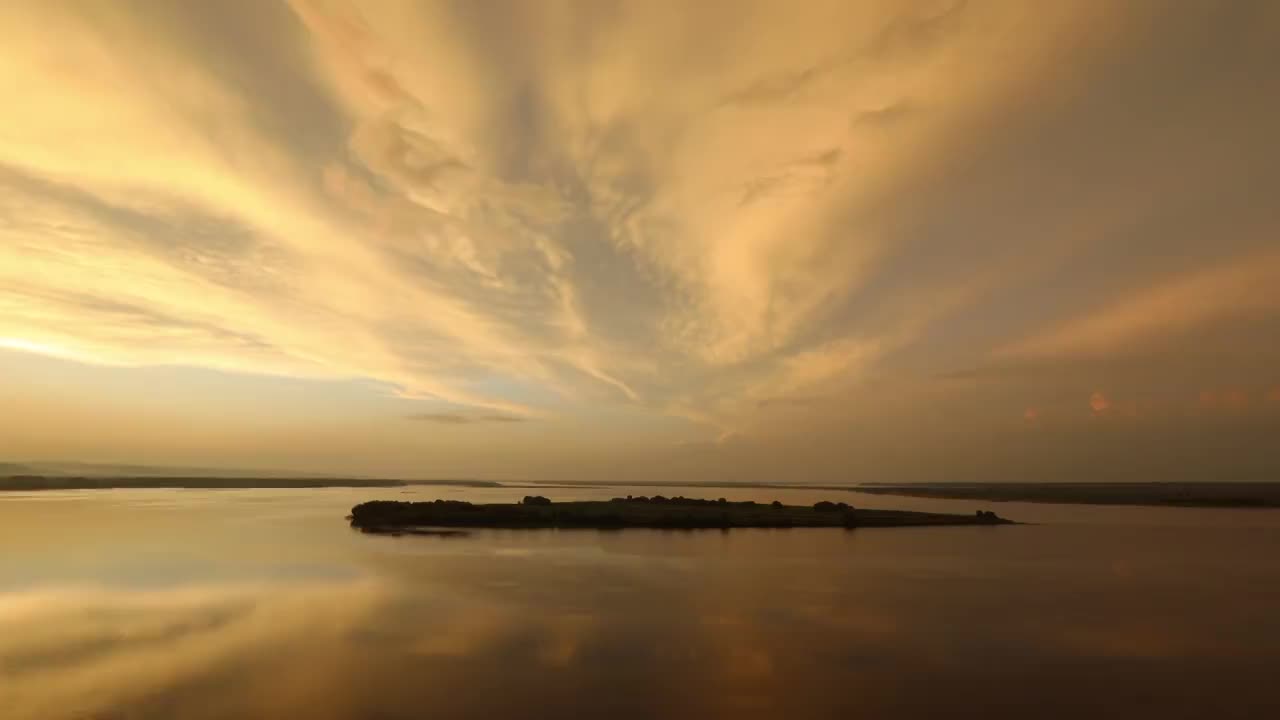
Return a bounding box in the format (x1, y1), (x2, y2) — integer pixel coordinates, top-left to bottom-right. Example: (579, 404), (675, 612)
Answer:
(3, 485), (1279, 719)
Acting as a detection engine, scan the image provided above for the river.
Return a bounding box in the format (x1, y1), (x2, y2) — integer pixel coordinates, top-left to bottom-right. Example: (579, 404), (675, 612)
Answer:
(3, 485), (1279, 719)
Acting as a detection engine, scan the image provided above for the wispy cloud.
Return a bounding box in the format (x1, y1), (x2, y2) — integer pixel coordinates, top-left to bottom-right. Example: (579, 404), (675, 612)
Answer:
(997, 250), (1280, 361)
(1, 1), (1278, 480)
(406, 412), (528, 425)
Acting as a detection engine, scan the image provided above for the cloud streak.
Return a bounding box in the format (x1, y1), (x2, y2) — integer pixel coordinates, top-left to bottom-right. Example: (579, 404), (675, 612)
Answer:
(406, 412), (528, 425)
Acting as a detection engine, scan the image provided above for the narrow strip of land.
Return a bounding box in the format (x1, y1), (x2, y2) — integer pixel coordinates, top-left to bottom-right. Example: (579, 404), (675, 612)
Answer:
(854, 482), (1280, 508)
(349, 496), (1013, 533)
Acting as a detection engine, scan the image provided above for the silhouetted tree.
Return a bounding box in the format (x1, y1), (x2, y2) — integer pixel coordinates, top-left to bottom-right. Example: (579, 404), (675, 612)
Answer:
(522, 495), (551, 506)
(771, 500), (783, 509)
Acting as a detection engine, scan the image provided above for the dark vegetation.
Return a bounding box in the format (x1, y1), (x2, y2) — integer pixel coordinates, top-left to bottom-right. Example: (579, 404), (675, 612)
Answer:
(349, 497), (1013, 532)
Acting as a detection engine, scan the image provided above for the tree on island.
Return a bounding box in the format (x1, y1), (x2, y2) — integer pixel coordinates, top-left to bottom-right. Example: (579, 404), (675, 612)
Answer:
(522, 495), (551, 506)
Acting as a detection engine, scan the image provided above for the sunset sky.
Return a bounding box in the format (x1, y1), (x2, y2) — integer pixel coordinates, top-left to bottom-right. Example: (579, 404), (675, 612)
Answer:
(1, 1), (1277, 482)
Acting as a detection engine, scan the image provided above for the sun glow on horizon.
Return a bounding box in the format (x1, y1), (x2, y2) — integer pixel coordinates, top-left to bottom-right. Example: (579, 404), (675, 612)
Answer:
(0, 336), (87, 362)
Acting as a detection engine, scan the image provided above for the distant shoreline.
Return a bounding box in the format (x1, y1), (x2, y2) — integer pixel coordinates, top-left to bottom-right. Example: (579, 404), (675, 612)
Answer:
(0, 476), (501, 491)
(6, 476), (1277, 509)
(854, 482), (1280, 509)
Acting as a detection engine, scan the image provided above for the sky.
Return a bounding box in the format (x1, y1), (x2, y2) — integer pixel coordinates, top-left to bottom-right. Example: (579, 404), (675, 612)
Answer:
(1, 0), (1278, 482)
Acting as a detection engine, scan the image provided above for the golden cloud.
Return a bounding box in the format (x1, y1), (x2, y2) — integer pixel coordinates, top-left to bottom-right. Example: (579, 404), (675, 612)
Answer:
(1, 0), (1277, 474)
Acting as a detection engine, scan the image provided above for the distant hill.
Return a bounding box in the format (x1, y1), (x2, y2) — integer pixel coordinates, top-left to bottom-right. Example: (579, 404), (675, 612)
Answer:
(0, 463), (38, 476)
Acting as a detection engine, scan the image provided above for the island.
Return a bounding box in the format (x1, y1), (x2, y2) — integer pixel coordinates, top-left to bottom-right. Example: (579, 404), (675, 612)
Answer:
(349, 495), (1014, 533)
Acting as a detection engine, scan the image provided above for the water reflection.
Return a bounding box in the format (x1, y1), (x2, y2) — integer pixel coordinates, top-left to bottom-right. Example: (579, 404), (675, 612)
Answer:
(2, 489), (1280, 718)
(1, 581), (387, 720)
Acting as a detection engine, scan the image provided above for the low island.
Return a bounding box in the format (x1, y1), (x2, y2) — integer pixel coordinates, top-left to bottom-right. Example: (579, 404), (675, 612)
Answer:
(349, 495), (1013, 534)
